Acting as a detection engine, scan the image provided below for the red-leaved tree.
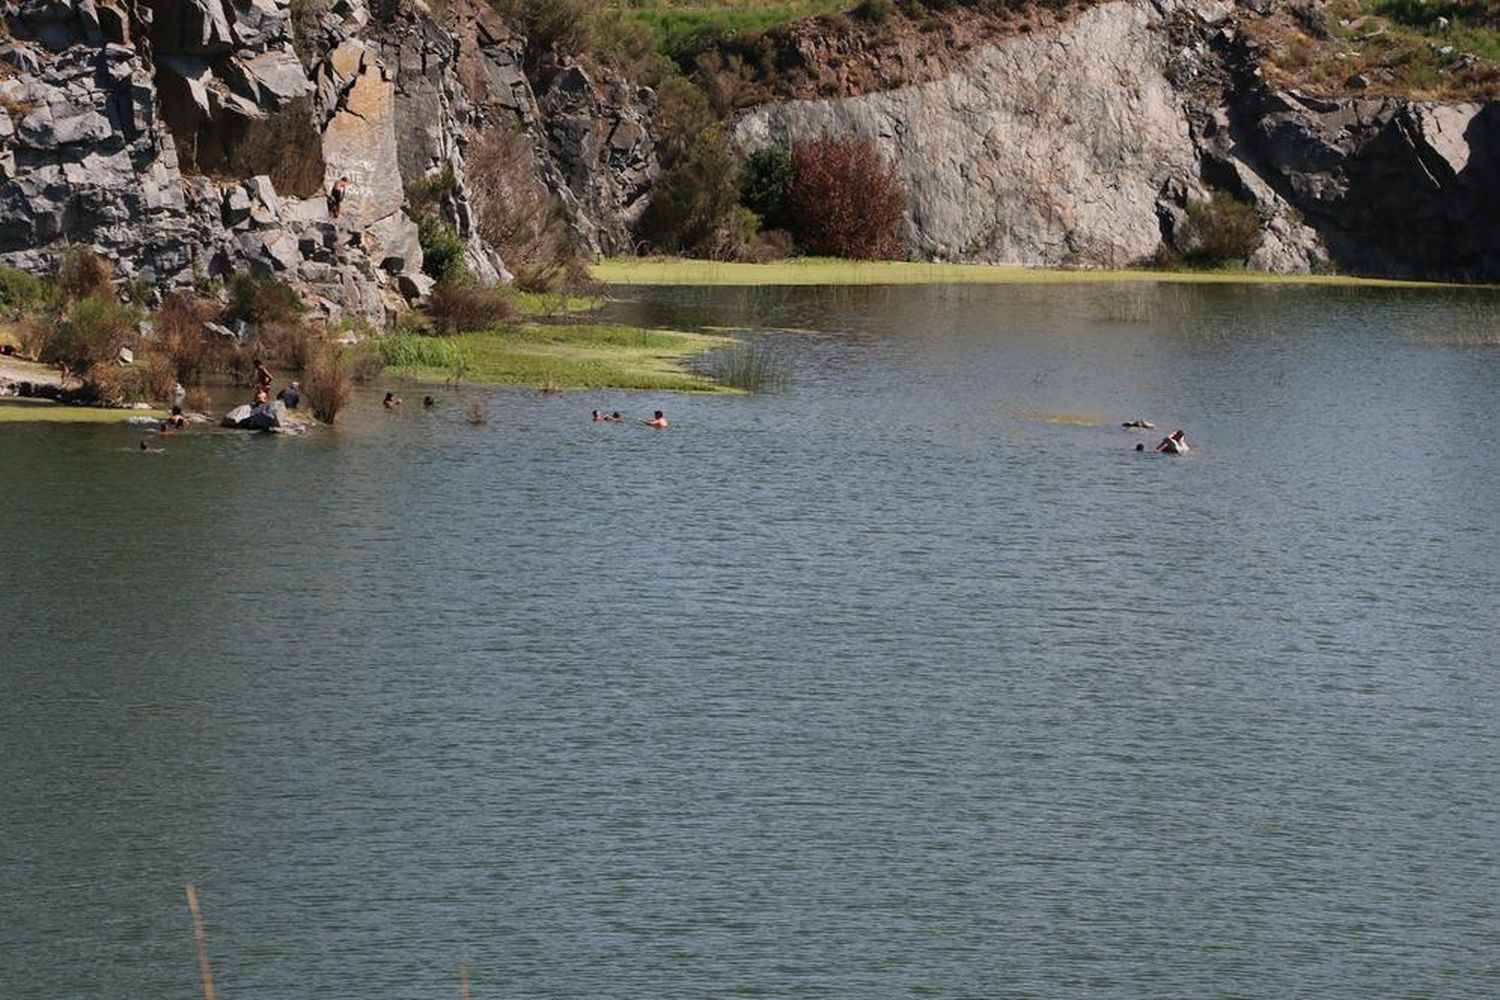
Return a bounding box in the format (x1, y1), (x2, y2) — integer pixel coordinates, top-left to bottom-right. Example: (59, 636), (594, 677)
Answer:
(784, 134), (907, 259)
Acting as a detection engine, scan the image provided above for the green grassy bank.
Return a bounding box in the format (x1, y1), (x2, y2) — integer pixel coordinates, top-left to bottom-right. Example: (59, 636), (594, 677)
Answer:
(0, 397), (168, 424)
(380, 322), (731, 392)
(591, 257), (1470, 289)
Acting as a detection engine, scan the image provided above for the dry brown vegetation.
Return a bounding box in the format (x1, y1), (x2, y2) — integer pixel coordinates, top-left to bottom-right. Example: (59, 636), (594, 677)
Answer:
(467, 131), (585, 291)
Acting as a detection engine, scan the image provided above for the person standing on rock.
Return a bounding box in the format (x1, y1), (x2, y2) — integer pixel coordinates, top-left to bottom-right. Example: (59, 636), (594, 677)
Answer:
(327, 176), (349, 220)
(253, 357), (274, 394)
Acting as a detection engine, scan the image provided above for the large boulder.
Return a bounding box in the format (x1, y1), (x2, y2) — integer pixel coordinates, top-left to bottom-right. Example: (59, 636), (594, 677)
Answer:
(221, 400), (284, 430)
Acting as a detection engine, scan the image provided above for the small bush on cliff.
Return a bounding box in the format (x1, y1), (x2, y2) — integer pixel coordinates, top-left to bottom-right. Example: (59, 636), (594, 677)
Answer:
(418, 213), (469, 281)
(227, 274), (304, 325)
(784, 134), (907, 259)
(1176, 193), (1262, 267)
(56, 248), (115, 300)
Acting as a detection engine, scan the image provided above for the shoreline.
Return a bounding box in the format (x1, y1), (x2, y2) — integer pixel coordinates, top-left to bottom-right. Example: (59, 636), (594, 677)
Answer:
(591, 257), (1486, 289)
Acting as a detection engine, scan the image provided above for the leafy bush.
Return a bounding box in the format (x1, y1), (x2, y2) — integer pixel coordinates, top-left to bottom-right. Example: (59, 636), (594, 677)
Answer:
(44, 295), (139, 367)
(417, 212), (468, 281)
(425, 278), (516, 334)
(55, 248), (114, 301)
(638, 77), (744, 257)
(304, 349), (352, 423)
(784, 134), (907, 259)
(1176, 193), (1262, 267)
(853, 0), (895, 22)
(741, 146), (792, 230)
(0, 266), (50, 312)
(226, 273), (304, 325)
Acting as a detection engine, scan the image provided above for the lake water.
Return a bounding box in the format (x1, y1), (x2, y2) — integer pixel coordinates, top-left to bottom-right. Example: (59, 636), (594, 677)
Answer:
(3, 282), (1499, 998)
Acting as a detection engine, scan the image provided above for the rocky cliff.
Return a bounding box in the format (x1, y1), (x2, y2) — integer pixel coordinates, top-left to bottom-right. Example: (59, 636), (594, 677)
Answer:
(0, 0), (1495, 296)
(735, 0), (1500, 280)
(0, 0), (657, 320)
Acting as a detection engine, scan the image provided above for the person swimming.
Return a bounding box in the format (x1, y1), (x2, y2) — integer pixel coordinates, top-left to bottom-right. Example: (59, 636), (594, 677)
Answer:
(1134, 442), (1145, 452)
(592, 409), (603, 422)
(644, 410), (668, 428)
(423, 395), (435, 409)
(383, 391), (403, 409)
(1123, 419), (1155, 430)
(608, 411), (622, 422)
(166, 405), (187, 429)
(139, 440), (164, 453)
(1156, 429), (1189, 454)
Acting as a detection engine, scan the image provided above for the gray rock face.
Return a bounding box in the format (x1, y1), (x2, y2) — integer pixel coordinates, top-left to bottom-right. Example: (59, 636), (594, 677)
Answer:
(736, 2), (1202, 267)
(734, 0), (1499, 278)
(1224, 92), (1500, 278)
(0, 0), (489, 317)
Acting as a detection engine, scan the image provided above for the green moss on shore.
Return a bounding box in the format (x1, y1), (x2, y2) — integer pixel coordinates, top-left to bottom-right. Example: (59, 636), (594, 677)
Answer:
(383, 322), (730, 392)
(591, 257), (1468, 288)
(0, 397), (168, 424)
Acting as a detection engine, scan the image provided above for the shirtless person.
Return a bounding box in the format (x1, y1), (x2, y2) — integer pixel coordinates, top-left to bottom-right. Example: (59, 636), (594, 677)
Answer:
(643, 410), (668, 429)
(1156, 430), (1189, 454)
(327, 176), (349, 219)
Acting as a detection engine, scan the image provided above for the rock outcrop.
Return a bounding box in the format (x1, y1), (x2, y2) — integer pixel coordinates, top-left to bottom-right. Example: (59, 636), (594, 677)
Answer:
(737, 1), (1203, 267)
(0, 0), (498, 320)
(735, 0), (1500, 279)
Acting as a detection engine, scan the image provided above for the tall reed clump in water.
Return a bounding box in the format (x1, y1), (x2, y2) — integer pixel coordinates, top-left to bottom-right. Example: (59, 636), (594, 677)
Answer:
(304, 348), (351, 423)
(702, 339), (790, 392)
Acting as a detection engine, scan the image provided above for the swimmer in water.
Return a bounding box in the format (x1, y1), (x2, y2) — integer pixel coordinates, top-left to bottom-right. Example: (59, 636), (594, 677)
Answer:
(592, 409), (603, 422)
(1156, 429), (1189, 454)
(1122, 419), (1155, 430)
(140, 440), (164, 453)
(643, 410), (668, 428)
(383, 391), (403, 409)
(423, 396), (435, 409)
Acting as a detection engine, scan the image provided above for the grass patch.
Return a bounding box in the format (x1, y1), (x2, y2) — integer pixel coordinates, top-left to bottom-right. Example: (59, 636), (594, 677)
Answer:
(697, 339), (791, 391)
(512, 290), (604, 318)
(622, 0), (848, 61)
(0, 397), (168, 424)
(591, 257), (1471, 288)
(393, 322), (730, 391)
(376, 331), (473, 371)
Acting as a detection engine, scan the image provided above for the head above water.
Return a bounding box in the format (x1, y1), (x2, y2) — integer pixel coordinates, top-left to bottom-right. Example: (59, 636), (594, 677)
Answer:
(654, 410), (664, 419)
(384, 392), (395, 402)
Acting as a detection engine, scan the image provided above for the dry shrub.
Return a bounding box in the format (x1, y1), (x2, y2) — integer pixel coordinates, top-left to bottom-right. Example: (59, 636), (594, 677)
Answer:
(344, 343), (387, 383)
(183, 386), (213, 414)
(426, 278), (515, 334)
(784, 134), (907, 259)
(78, 352), (176, 407)
(467, 131), (581, 292)
(55, 248), (115, 301)
(304, 348), (351, 423)
(253, 320), (324, 372)
(153, 292), (224, 384)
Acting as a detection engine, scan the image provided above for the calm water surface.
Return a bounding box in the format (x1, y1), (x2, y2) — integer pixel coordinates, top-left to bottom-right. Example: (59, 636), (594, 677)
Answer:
(3, 283), (1499, 998)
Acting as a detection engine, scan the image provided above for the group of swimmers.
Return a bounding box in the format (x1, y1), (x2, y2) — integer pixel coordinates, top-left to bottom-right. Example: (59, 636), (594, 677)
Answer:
(593, 409), (668, 428)
(1123, 419), (1190, 454)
